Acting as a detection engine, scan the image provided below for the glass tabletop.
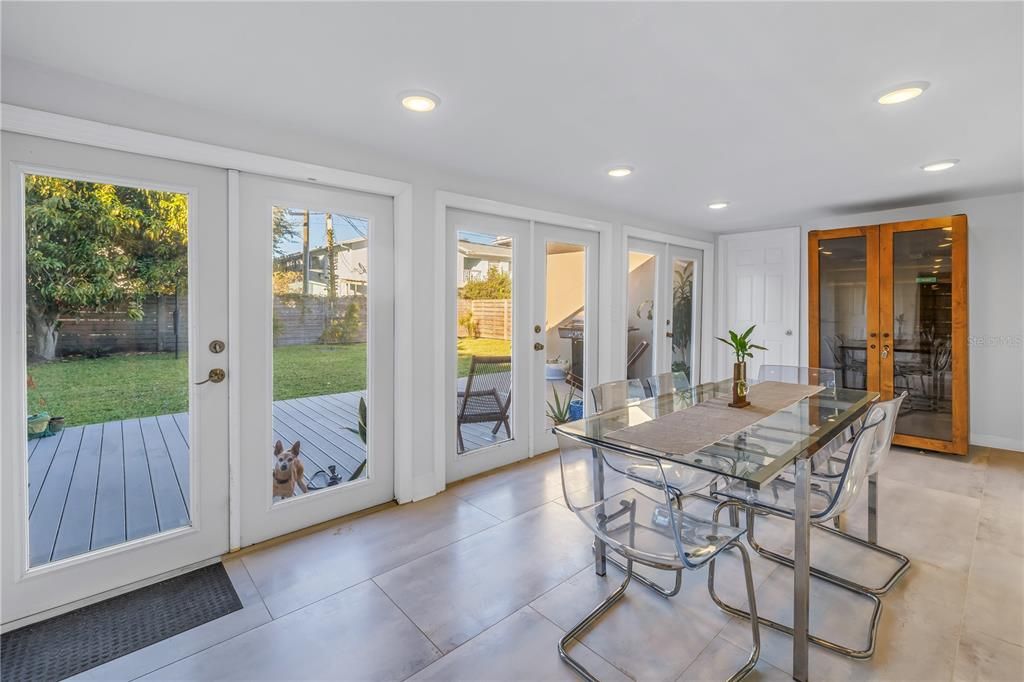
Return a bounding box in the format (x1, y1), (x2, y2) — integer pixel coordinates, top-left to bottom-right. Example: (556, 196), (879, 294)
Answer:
(554, 379), (878, 489)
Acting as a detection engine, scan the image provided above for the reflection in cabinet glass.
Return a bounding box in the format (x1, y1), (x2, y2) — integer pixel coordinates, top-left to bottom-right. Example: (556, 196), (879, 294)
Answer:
(809, 216), (968, 455)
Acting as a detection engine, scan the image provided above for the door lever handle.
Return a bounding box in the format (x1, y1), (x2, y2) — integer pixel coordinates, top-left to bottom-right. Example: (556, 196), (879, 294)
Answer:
(195, 368), (226, 385)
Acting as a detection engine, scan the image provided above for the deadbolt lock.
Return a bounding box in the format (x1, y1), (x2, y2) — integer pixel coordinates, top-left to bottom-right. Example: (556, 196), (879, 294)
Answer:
(209, 340), (226, 353)
(534, 324), (542, 333)
(534, 342), (545, 351)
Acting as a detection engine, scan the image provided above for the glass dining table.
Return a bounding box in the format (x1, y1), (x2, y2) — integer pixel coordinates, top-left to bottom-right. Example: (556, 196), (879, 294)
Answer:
(554, 378), (878, 682)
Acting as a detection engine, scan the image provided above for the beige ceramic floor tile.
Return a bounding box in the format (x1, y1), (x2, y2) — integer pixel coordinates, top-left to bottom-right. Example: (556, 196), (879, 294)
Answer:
(408, 606), (630, 682)
(962, 540), (1024, 646)
(880, 446), (988, 499)
(140, 581), (440, 681)
(954, 630), (1024, 681)
(531, 564), (733, 682)
(241, 492), (499, 617)
(373, 502), (595, 653)
(449, 451), (569, 520)
(677, 635), (791, 682)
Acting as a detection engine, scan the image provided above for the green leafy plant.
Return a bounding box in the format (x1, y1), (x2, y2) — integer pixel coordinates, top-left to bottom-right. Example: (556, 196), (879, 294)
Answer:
(546, 385), (577, 426)
(458, 309), (480, 338)
(460, 266), (511, 300)
(345, 396), (368, 481)
(716, 325), (767, 364)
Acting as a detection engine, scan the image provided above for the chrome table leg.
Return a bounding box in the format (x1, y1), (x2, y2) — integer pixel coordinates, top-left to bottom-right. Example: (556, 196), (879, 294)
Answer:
(793, 456), (811, 682)
(868, 472), (878, 545)
(592, 447), (606, 577)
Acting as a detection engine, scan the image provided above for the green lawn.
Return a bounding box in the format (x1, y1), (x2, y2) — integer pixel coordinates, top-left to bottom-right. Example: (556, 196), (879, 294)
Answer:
(27, 337), (512, 427)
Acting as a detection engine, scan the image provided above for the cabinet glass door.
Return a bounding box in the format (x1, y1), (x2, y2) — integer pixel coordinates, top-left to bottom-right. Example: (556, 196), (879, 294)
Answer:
(809, 227), (879, 392)
(881, 217), (969, 454)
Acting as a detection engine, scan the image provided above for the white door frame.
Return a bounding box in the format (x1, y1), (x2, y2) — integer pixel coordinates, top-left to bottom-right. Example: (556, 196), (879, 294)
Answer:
(0, 105), (416, 551)
(434, 192), (612, 490)
(621, 226), (715, 384)
(1, 136), (230, 626)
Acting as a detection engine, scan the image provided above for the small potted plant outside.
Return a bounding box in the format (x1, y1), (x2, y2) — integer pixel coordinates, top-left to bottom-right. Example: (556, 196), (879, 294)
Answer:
(716, 325), (767, 408)
(545, 355), (568, 381)
(547, 385), (578, 429)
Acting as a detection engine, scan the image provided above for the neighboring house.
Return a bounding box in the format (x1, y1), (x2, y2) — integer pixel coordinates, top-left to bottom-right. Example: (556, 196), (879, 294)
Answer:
(274, 236), (368, 296)
(457, 237), (511, 287)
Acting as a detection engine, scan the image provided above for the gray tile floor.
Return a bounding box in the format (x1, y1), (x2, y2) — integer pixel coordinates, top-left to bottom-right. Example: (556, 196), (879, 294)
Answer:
(72, 445), (1024, 681)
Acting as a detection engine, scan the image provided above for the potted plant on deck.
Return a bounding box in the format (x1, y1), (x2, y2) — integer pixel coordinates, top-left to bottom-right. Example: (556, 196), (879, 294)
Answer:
(716, 325), (767, 408)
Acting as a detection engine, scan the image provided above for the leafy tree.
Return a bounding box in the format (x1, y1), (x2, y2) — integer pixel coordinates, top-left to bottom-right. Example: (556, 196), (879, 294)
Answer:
(461, 266), (511, 300)
(272, 206), (299, 255)
(25, 175), (189, 360)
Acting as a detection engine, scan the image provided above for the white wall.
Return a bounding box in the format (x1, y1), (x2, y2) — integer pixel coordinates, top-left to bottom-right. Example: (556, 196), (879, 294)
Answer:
(782, 193), (1023, 452)
(1, 59), (715, 498)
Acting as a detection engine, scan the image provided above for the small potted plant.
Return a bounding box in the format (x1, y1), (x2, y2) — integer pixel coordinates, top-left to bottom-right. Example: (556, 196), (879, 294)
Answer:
(716, 325), (767, 408)
(547, 385), (578, 428)
(545, 356), (568, 381)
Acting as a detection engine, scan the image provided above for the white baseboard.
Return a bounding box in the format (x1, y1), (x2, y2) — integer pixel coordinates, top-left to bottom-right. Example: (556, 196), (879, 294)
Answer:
(970, 433), (1024, 453)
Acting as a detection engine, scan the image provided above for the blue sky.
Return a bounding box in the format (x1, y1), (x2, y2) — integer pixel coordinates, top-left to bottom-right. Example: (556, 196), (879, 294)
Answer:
(277, 208), (369, 255)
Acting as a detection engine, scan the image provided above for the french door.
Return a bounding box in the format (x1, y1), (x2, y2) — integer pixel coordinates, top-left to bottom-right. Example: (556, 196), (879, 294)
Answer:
(809, 216), (969, 455)
(625, 238), (704, 385)
(1, 133), (229, 625)
(446, 209), (600, 481)
(236, 174), (395, 546)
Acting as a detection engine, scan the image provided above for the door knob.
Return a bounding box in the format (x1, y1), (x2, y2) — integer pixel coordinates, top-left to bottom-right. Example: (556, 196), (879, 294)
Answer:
(534, 342), (544, 351)
(195, 368), (226, 385)
(881, 344), (890, 359)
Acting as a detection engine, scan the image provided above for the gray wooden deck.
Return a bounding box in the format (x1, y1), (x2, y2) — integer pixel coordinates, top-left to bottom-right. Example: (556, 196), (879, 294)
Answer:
(27, 390), (499, 567)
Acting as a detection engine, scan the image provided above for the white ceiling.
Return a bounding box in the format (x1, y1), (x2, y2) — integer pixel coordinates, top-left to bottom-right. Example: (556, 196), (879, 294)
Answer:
(2, 1), (1022, 231)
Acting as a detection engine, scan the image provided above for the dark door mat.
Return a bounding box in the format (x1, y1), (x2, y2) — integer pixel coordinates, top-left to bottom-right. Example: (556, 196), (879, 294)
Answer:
(1, 562), (242, 681)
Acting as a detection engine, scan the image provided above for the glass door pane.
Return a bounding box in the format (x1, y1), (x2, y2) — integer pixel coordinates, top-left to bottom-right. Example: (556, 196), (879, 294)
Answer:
(889, 228), (954, 441)
(532, 223), (599, 452)
(668, 247), (702, 386)
(626, 245), (657, 380)
(816, 235), (871, 390)
(454, 229), (514, 454)
(24, 174), (193, 567)
(270, 207), (369, 502)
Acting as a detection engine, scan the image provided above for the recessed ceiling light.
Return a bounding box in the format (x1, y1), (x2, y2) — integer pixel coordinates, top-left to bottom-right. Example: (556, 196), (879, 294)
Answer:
(822, 250), (833, 255)
(935, 258), (944, 262)
(921, 159), (959, 172)
(942, 226), (953, 231)
(708, 202), (729, 210)
(938, 242), (951, 248)
(399, 90), (440, 112)
(876, 81), (930, 105)
(607, 166), (634, 177)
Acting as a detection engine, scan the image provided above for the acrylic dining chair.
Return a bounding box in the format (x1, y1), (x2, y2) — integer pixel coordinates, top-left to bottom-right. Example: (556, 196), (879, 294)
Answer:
(587, 378), (722, 597)
(709, 411), (887, 659)
(556, 431), (761, 682)
(642, 370), (692, 398)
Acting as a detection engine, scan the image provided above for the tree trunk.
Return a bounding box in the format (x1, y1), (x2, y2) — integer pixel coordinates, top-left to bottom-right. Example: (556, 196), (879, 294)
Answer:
(28, 309), (59, 361)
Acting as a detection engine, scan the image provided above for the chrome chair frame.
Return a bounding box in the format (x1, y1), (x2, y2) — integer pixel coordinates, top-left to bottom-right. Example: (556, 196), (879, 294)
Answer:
(709, 413), (887, 659)
(556, 434), (761, 682)
(588, 378), (722, 598)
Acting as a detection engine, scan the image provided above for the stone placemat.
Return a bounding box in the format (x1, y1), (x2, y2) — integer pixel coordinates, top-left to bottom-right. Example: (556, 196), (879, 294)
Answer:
(604, 381), (825, 456)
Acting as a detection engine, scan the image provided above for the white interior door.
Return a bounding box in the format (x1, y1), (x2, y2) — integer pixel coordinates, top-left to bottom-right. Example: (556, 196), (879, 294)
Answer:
(446, 209), (530, 482)
(718, 228), (800, 380)
(237, 173), (394, 547)
(531, 223), (600, 453)
(1, 133), (229, 625)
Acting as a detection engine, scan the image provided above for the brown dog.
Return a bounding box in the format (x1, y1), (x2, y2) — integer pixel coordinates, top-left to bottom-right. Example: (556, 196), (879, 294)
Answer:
(272, 440), (308, 499)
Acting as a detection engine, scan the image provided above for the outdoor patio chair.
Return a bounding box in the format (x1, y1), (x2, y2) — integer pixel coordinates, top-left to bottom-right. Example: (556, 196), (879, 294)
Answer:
(457, 355), (512, 453)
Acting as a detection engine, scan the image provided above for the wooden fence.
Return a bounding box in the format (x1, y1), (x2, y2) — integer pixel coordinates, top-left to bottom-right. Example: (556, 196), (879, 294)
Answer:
(30, 294), (367, 357)
(457, 299), (511, 340)
(273, 295), (367, 346)
(35, 295), (190, 357)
